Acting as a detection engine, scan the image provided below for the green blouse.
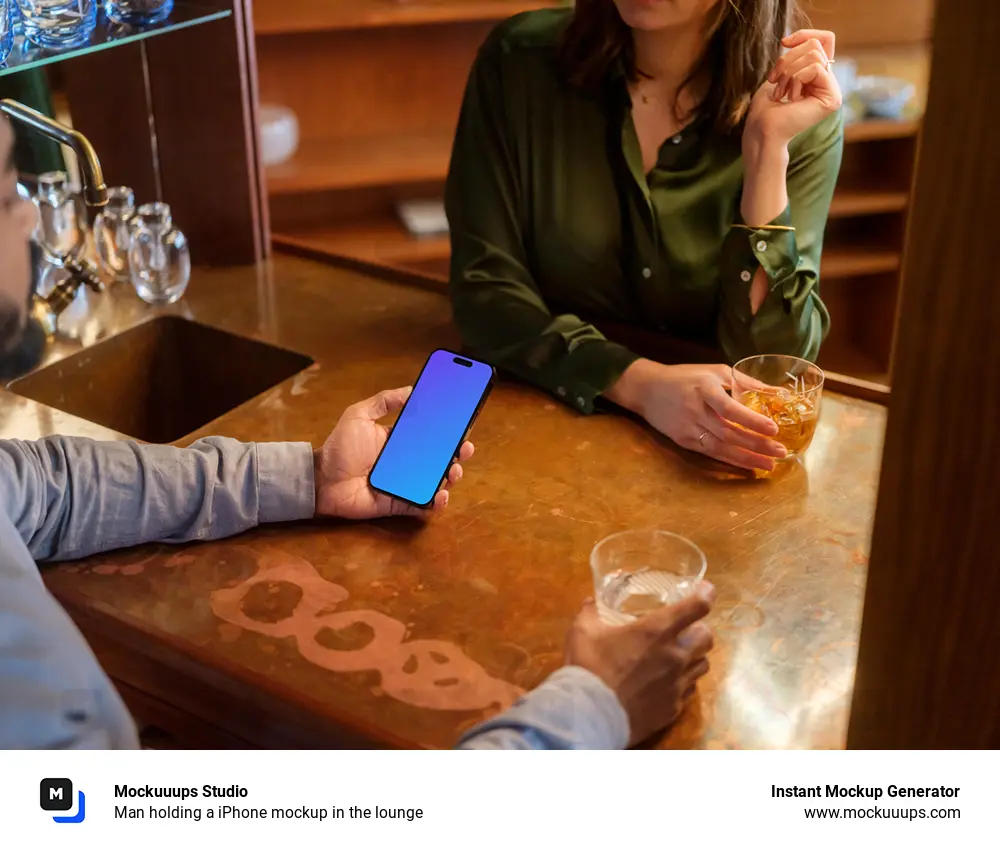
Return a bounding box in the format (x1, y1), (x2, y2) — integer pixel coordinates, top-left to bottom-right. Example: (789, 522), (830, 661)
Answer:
(445, 8), (843, 414)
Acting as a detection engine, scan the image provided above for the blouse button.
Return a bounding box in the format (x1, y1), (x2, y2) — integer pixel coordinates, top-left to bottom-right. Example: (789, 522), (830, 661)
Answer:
(641, 267), (652, 279)
(756, 240), (768, 252)
(576, 396), (586, 408)
(557, 386), (566, 397)
(671, 135), (682, 144)
(740, 270), (752, 283)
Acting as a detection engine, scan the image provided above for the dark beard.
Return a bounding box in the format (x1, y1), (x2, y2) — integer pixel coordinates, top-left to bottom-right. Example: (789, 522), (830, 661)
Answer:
(0, 240), (46, 383)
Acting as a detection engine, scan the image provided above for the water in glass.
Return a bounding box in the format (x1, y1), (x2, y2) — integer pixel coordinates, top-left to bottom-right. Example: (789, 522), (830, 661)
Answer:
(597, 567), (695, 625)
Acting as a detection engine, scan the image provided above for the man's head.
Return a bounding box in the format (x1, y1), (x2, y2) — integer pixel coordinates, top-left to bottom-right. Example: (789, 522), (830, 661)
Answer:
(0, 115), (45, 380)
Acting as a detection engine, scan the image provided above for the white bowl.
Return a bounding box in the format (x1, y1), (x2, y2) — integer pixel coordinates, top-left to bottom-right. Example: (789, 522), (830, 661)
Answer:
(258, 104), (299, 167)
(855, 76), (916, 120)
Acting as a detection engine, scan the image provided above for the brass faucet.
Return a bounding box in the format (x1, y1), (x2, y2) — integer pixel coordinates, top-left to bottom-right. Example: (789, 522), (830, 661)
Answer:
(0, 99), (108, 207)
(0, 99), (109, 337)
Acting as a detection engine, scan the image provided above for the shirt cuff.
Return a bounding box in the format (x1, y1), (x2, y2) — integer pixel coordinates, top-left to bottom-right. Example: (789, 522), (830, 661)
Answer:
(458, 666), (630, 750)
(729, 206), (800, 291)
(548, 339), (639, 416)
(255, 442), (316, 524)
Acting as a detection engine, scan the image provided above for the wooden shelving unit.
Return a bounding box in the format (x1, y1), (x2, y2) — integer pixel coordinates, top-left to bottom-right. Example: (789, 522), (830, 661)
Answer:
(273, 221), (450, 269)
(255, 0), (558, 279)
(843, 118), (921, 142)
(255, 0), (562, 35)
(256, 0), (932, 390)
(828, 187), (909, 218)
(266, 132), (453, 195)
(822, 246), (903, 279)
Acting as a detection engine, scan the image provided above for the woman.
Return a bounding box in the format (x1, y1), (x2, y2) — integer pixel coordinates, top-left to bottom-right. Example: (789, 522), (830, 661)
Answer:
(445, 0), (843, 472)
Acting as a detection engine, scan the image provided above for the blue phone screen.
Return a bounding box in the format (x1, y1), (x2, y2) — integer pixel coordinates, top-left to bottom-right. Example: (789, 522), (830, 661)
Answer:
(369, 349), (493, 507)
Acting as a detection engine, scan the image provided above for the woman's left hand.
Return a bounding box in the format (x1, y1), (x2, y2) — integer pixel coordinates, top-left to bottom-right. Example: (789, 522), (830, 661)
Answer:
(745, 29), (843, 146)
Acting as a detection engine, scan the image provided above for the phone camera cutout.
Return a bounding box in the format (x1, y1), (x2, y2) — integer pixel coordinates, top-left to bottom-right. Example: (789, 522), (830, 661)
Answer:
(453, 357), (473, 368)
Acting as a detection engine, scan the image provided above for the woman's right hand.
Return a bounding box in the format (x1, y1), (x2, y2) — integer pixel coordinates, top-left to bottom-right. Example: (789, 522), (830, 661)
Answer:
(605, 359), (787, 471)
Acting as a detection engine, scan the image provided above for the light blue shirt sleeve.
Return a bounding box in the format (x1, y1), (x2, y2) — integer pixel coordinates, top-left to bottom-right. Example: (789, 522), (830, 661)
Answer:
(0, 435), (316, 749)
(0, 436), (316, 562)
(0, 436), (629, 751)
(457, 666), (630, 750)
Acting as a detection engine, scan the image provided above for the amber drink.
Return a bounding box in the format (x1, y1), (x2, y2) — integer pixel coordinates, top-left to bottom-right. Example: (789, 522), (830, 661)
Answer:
(732, 355), (824, 459)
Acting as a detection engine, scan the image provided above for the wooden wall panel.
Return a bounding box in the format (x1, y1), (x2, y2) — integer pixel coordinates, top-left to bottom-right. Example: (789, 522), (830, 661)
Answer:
(255, 22), (494, 142)
(802, 0), (934, 47)
(846, 0), (1000, 748)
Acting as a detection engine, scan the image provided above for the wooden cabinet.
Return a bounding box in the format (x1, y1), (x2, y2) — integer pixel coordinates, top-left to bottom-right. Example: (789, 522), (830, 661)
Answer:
(803, 0), (935, 387)
(256, 0), (933, 390)
(255, 1), (559, 282)
(818, 119), (921, 385)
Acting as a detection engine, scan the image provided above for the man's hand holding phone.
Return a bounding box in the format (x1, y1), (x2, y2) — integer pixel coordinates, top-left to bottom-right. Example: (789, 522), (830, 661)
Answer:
(314, 386), (475, 520)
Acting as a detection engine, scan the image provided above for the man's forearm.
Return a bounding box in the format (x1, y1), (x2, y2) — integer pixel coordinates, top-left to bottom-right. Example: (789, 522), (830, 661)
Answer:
(0, 436), (316, 562)
(456, 667), (629, 750)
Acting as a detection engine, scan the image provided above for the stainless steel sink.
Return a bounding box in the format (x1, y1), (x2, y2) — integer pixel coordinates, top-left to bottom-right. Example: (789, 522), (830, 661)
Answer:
(7, 316), (314, 443)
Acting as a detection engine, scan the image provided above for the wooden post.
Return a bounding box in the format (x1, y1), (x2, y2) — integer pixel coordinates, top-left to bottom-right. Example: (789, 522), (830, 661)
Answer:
(846, 0), (1000, 748)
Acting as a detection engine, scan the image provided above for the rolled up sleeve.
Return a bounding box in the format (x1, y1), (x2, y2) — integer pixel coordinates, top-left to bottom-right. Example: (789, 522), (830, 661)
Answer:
(718, 110), (843, 362)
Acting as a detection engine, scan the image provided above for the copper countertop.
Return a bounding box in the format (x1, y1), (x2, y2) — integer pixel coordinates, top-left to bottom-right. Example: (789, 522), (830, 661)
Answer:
(10, 255), (885, 749)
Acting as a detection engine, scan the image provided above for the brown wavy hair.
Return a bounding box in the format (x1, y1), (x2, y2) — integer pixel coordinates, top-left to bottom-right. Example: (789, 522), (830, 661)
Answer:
(559, 0), (803, 134)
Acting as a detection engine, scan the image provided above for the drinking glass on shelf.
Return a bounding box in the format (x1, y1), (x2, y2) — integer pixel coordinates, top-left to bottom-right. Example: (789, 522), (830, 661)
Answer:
(731, 354), (825, 459)
(104, 0), (173, 26)
(17, 0), (97, 49)
(591, 530), (707, 626)
(0, 0), (14, 65)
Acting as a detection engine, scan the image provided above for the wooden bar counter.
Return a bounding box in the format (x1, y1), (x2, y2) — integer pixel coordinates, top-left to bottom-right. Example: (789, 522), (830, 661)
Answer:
(4, 255), (886, 749)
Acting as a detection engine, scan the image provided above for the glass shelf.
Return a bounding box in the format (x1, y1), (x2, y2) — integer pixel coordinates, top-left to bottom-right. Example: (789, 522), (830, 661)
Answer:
(0, 3), (232, 78)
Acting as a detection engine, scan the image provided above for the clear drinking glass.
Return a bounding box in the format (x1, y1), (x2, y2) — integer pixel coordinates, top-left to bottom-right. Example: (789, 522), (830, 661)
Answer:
(92, 186), (136, 283)
(1, 0), (14, 64)
(104, 0), (173, 25)
(591, 530), (707, 625)
(731, 354), (825, 459)
(129, 201), (190, 304)
(33, 171), (86, 263)
(17, 0), (97, 48)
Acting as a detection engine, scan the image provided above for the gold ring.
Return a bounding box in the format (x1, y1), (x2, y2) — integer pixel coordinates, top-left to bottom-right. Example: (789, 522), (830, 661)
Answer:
(699, 431), (709, 446)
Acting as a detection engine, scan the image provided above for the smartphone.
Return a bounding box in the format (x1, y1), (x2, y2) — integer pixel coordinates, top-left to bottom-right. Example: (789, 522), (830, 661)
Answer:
(367, 348), (495, 509)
